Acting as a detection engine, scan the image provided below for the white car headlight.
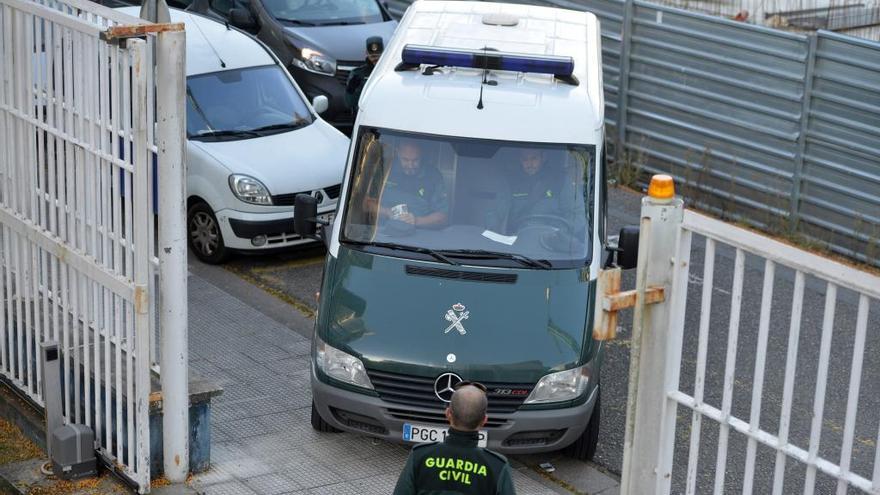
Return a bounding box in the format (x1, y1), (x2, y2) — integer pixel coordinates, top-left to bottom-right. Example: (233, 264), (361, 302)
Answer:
(315, 337), (373, 390)
(229, 174), (272, 205)
(524, 364), (590, 404)
(293, 47), (336, 75)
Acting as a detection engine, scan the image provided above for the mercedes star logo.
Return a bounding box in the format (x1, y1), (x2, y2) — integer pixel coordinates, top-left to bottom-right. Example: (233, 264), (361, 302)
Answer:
(434, 372), (462, 403)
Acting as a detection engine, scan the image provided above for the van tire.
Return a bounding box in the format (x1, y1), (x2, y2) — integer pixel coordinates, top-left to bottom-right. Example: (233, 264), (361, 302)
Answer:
(563, 386), (600, 461)
(187, 202), (229, 264)
(311, 401), (342, 433)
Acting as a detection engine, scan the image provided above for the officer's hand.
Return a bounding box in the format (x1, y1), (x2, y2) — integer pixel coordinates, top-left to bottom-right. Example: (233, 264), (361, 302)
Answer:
(399, 212), (416, 225)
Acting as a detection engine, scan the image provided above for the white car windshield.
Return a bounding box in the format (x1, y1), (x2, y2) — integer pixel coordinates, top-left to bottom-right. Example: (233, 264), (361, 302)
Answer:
(263, 0), (383, 25)
(186, 65), (312, 141)
(341, 129), (594, 269)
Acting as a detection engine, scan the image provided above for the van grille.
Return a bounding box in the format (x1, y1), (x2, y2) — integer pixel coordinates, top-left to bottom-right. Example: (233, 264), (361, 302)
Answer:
(405, 266), (517, 284)
(335, 62), (360, 86)
(367, 369), (533, 414)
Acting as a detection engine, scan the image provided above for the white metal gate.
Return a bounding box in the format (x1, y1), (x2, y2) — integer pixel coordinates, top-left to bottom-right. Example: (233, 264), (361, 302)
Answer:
(0, 0), (185, 490)
(620, 184), (880, 494)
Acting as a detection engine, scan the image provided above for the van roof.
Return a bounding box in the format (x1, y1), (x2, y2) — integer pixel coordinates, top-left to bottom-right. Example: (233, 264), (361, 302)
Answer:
(116, 7), (275, 76)
(359, 0), (604, 144)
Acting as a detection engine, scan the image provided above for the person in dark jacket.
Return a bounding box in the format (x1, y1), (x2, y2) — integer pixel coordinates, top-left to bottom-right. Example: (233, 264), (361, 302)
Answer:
(393, 382), (517, 495)
(344, 36), (384, 113)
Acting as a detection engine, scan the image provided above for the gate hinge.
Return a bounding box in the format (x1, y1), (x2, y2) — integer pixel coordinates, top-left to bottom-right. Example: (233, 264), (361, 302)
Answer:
(592, 267), (665, 341)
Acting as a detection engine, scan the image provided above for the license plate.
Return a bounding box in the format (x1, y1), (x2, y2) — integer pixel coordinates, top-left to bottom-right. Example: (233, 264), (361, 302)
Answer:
(403, 423), (487, 447)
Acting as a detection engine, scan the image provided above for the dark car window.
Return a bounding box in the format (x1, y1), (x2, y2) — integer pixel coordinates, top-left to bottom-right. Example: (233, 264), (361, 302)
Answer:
(262, 0), (383, 25)
(186, 65), (313, 141)
(210, 0), (233, 16)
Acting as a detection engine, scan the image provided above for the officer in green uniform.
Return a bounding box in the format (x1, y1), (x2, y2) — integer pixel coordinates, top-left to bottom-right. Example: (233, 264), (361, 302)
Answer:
(393, 382), (517, 495)
(377, 140), (449, 228)
(506, 148), (561, 233)
(344, 36), (384, 113)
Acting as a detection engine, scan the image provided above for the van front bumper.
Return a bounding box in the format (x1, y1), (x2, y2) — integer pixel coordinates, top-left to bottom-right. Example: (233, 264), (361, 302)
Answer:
(311, 366), (597, 455)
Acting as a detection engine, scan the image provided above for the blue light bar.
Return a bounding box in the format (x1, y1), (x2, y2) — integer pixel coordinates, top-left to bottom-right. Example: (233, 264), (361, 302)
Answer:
(400, 44), (575, 80)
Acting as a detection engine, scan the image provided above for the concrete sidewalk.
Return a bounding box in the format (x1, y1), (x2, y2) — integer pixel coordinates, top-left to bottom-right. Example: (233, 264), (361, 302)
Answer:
(187, 268), (620, 495)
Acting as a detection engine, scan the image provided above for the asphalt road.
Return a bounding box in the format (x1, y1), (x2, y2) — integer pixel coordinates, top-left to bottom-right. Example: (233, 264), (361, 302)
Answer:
(193, 186), (879, 493)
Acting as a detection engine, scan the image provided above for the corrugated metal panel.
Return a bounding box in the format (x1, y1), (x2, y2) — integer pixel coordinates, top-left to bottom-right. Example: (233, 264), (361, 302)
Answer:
(800, 31), (880, 265)
(622, 2), (809, 226)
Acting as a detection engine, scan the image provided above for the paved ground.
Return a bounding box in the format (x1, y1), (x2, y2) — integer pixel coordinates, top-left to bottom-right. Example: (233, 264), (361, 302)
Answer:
(199, 186), (880, 494)
(187, 265), (619, 494)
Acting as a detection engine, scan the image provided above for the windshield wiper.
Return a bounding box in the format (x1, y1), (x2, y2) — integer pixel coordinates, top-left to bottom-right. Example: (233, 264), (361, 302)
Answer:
(317, 20), (366, 26)
(276, 18), (318, 26)
(192, 129), (260, 140)
(250, 121), (307, 134)
(343, 240), (458, 266)
(438, 249), (552, 269)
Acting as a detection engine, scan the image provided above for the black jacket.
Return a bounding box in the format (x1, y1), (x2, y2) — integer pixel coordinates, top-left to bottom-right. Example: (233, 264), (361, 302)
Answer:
(393, 429), (517, 495)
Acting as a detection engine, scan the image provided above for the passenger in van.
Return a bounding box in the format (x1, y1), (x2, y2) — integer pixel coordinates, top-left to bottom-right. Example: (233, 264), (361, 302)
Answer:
(506, 149), (563, 232)
(375, 140), (449, 228)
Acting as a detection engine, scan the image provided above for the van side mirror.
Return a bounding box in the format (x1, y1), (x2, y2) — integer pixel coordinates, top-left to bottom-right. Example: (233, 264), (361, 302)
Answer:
(312, 95), (329, 115)
(229, 8), (256, 30)
(294, 194), (319, 239)
(616, 226), (640, 270)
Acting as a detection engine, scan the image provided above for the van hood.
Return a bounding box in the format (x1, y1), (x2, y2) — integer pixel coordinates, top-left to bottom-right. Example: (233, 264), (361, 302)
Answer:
(284, 21), (397, 62)
(190, 121), (348, 195)
(320, 246), (594, 384)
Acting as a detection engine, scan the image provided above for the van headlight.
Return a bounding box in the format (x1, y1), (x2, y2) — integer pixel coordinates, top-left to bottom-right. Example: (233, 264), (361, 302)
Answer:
(524, 364), (590, 404)
(293, 47), (336, 75)
(315, 337), (373, 390)
(229, 174), (272, 205)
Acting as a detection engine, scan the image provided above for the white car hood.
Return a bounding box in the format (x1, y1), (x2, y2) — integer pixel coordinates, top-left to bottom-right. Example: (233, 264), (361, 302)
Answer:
(191, 121), (349, 195)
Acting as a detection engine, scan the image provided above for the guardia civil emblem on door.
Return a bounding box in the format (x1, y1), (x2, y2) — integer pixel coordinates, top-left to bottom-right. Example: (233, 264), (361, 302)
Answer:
(444, 303), (469, 335)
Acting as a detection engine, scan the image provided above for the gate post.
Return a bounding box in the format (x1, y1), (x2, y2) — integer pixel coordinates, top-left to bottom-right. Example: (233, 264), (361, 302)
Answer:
(156, 26), (189, 483)
(620, 176), (684, 494)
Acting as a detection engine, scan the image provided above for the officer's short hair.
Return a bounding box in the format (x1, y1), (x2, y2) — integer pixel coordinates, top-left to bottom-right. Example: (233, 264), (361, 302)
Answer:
(450, 385), (487, 430)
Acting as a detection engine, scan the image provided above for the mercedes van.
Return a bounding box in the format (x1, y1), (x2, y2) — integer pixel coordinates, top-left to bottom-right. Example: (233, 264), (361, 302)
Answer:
(295, 0), (609, 459)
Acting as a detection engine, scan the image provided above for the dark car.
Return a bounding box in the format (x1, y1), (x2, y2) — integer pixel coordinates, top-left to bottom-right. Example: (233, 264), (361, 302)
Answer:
(177, 0), (397, 127)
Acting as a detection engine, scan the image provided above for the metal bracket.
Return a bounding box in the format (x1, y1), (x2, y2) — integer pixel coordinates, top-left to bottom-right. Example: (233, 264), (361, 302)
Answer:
(100, 21), (185, 43)
(592, 268), (665, 341)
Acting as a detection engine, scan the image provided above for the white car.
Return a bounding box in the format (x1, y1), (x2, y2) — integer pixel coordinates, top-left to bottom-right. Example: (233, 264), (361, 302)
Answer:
(119, 7), (349, 263)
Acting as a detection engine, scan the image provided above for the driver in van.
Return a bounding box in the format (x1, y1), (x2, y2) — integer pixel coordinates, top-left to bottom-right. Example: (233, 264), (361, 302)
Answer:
(506, 148), (563, 232)
(375, 140), (449, 228)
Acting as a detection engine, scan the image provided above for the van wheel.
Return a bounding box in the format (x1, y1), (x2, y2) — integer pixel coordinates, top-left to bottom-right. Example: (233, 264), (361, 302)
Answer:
(311, 401), (341, 433)
(187, 202), (228, 264)
(563, 387), (600, 461)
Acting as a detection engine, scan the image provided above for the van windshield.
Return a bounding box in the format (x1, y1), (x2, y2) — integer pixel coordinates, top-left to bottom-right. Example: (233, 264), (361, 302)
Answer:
(263, 0), (383, 25)
(341, 128), (595, 268)
(186, 65), (313, 141)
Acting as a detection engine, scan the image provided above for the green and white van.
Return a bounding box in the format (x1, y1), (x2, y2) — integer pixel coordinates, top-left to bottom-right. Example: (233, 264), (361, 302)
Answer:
(295, 0), (622, 460)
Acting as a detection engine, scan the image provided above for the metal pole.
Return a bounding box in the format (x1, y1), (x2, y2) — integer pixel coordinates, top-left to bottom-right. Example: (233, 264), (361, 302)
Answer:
(620, 185), (684, 494)
(156, 27), (189, 483)
(615, 0), (635, 167)
(789, 34), (816, 233)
